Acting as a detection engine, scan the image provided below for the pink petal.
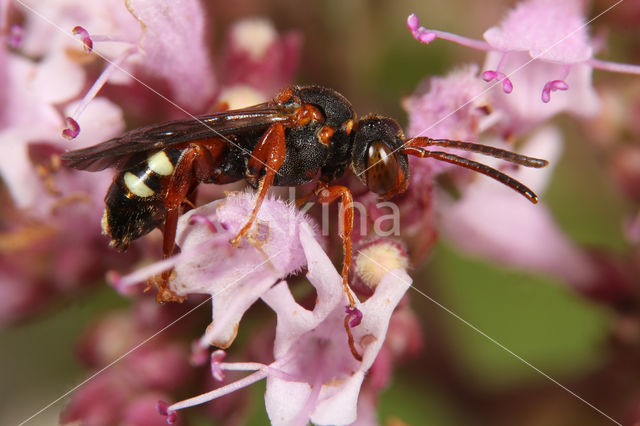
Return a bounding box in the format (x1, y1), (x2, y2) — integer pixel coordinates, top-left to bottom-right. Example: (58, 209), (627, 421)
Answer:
(31, 50), (86, 104)
(403, 64), (488, 142)
(264, 379), (316, 426)
(126, 0), (216, 110)
(164, 192), (318, 348)
(483, 0), (592, 63)
(483, 51), (599, 131)
(262, 225), (412, 425)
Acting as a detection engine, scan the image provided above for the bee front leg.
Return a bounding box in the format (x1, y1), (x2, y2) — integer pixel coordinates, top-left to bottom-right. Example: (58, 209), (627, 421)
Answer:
(230, 123), (286, 246)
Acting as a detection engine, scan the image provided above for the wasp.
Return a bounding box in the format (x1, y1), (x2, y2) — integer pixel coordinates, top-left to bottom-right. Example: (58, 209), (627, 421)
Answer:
(61, 85), (548, 304)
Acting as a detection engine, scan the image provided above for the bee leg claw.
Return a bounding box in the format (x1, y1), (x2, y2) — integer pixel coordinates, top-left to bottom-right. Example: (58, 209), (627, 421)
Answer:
(149, 269), (185, 303)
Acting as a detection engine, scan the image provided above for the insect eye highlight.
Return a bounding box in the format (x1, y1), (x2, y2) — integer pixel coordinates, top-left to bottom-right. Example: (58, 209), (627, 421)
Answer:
(365, 141), (400, 195)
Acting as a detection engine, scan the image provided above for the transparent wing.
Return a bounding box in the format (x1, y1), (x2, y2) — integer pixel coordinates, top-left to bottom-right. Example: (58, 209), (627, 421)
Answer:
(60, 104), (292, 171)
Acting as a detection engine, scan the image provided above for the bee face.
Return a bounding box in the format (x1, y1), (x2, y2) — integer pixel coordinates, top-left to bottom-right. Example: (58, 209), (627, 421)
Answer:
(351, 116), (409, 199)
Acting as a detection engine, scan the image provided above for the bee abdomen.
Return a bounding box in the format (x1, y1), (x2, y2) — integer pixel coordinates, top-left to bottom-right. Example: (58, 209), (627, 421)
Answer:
(103, 177), (168, 251)
(103, 149), (182, 250)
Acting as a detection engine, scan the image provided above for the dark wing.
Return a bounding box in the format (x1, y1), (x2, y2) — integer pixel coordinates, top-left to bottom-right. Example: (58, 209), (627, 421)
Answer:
(60, 104), (292, 171)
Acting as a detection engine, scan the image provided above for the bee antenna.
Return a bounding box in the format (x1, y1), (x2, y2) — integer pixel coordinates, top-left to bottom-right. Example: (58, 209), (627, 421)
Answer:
(402, 145), (541, 203)
(404, 137), (549, 168)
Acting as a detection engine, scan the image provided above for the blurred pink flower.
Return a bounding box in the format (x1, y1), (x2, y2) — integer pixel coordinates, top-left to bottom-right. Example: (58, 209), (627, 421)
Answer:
(125, 0), (216, 109)
(0, 47), (116, 209)
(43, 0), (217, 137)
(408, 0), (640, 131)
(117, 191), (320, 349)
(401, 58), (628, 291)
(402, 64), (497, 175)
(0, 260), (50, 325)
(218, 17), (301, 107)
(436, 126), (603, 289)
(403, 64), (492, 143)
(162, 223), (412, 425)
(61, 302), (193, 425)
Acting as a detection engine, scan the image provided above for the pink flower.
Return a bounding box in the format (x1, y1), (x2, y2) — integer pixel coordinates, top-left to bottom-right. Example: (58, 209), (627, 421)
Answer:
(161, 223), (412, 425)
(117, 192), (320, 349)
(47, 0), (216, 137)
(408, 0), (640, 131)
(403, 64), (492, 142)
(124, 0), (216, 110)
(402, 64), (496, 175)
(0, 261), (50, 326)
(61, 301), (192, 425)
(218, 18), (301, 107)
(0, 46), (120, 209)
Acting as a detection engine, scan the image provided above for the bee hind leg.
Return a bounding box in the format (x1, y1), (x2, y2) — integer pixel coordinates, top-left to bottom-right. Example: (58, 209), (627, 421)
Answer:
(153, 146), (204, 303)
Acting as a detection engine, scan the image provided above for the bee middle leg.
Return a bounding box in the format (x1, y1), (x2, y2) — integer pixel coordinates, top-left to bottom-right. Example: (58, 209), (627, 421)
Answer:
(230, 123), (286, 246)
(313, 182), (357, 308)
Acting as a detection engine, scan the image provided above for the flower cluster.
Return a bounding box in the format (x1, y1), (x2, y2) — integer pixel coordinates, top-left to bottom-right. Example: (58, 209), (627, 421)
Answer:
(404, 0), (639, 298)
(154, 216), (411, 425)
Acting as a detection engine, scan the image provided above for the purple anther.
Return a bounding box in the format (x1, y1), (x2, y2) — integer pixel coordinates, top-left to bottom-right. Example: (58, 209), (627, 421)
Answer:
(62, 117), (80, 139)
(157, 401), (177, 424)
(482, 70), (513, 94)
(106, 270), (133, 296)
(345, 305), (363, 328)
(210, 349), (226, 381)
(501, 78), (513, 93)
(72, 26), (93, 52)
(9, 24), (22, 48)
(541, 79), (569, 103)
(189, 214), (218, 233)
(189, 340), (209, 366)
(407, 14), (420, 31)
(407, 13), (437, 44)
(255, 221), (269, 242)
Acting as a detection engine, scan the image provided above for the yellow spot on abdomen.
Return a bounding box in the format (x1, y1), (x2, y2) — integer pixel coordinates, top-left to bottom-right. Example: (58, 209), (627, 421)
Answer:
(124, 172), (154, 197)
(147, 151), (174, 176)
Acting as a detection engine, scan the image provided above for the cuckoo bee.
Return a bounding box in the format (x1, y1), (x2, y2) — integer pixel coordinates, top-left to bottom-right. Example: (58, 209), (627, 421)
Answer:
(61, 85), (548, 304)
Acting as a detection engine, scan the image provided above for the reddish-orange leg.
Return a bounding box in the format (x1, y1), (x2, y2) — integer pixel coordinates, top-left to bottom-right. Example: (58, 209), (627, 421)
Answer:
(314, 182), (362, 360)
(155, 140), (227, 302)
(230, 123), (286, 246)
(314, 182), (357, 308)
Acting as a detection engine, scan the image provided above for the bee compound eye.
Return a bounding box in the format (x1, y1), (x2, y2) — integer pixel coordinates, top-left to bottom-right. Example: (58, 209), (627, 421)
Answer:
(365, 141), (400, 195)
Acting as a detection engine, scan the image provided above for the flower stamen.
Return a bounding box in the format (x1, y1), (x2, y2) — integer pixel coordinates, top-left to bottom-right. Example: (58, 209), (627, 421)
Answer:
(62, 117), (80, 140)
(541, 79), (569, 103)
(540, 64), (571, 103)
(482, 53), (513, 93)
(62, 46), (138, 139)
(7, 24), (22, 47)
(210, 349), (226, 381)
(169, 368), (269, 413)
(189, 214), (219, 233)
(156, 401), (177, 424)
(482, 70), (514, 94)
(407, 13), (491, 51)
(72, 26), (93, 52)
